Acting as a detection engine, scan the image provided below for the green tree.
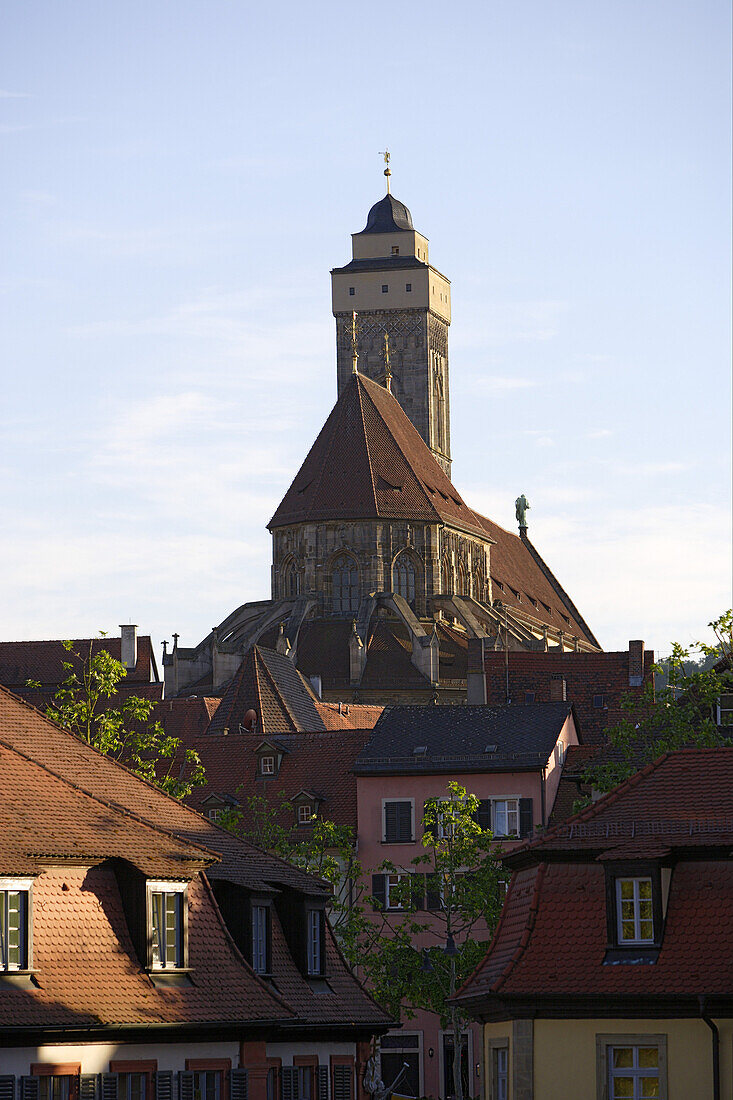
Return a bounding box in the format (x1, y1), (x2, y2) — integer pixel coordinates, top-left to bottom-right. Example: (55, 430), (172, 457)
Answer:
(28, 638), (206, 800)
(584, 611), (733, 796)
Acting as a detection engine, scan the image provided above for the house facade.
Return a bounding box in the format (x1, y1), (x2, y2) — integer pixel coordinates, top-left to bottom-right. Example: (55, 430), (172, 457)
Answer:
(0, 685), (389, 1094)
(455, 747), (733, 1100)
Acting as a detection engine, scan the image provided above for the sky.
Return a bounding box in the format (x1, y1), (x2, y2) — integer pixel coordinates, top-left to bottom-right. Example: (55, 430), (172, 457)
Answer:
(1, 0), (731, 663)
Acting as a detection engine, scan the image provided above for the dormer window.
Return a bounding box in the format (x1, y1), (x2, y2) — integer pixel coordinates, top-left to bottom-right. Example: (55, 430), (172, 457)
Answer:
(147, 881), (186, 969)
(251, 902), (271, 975)
(261, 755), (276, 776)
(616, 877), (654, 944)
(298, 803), (313, 825)
(391, 246), (399, 254)
(0, 878), (31, 971)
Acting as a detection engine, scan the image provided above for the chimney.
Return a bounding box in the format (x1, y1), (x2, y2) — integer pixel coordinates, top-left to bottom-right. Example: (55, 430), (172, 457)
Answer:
(550, 676), (566, 702)
(629, 640), (645, 687)
(120, 624), (138, 671)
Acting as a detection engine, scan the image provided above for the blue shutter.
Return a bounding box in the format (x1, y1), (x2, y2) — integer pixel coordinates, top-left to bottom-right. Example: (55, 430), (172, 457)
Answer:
(155, 1074), (174, 1100)
(20, 1082), (39, 1100)
(281, 1068), (298, 1100)
(179, 1074), (195, 1100)
(101, 1075), (119, 1100)
(316, 1067), (329, 1100)
(231, 1070), (248, 1100)
(0, 1078), (15, 1100)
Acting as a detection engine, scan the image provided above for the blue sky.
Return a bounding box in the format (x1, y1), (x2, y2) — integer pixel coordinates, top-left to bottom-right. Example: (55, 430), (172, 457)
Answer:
(1, 0), (730, 660)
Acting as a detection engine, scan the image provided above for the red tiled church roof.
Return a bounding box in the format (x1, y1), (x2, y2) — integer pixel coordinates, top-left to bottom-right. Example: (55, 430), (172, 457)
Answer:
(0, 635), (157, 687)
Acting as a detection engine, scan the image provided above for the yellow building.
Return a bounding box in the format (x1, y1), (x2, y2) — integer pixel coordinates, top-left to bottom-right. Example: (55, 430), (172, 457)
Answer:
(454, 748), (733, 1099)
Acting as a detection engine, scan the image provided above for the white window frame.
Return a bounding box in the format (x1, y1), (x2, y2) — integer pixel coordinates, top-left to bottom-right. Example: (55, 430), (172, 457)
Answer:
(147, 879), (187, 970)
(433, 796), (465, 839)
(207, 807), (223, 823)
(0, 877), (32, 972)
(260, 755), (276, 775)
(492, 798), (520, 837)
(596, 1034), (667, 1100)
(382, 798), (415, 844)
(615, 877), (654, 945)
(297, 803), (313, 825)
(385, 872), (410, 911)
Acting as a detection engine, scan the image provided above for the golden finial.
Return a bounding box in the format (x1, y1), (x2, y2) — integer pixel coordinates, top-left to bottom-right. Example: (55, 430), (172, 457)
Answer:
(379, 149), (391, 194)
(350, 311), (359, 374)
(382, 331), (392, 393)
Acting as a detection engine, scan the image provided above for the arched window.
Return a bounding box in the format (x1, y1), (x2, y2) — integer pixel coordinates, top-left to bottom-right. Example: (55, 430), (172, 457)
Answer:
(474, 565), (487, 605)
(456, 560), (467, 597)
(441, 556), (452, 594)
(392, 553), (417, 606)
(282, 558), (300, 599)
(331, 554), (360, 614)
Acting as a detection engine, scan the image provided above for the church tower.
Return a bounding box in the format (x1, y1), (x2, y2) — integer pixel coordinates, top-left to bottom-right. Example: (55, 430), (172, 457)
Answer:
(331, 183), (452, 477)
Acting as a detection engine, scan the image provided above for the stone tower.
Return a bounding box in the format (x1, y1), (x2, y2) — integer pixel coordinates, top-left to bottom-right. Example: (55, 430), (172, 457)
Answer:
(331, 191), (452, 477)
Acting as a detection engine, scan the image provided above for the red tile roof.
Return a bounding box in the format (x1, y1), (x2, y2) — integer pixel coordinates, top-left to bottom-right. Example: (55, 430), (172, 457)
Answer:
(208, 646), (326, 735)
(268, 373), (488, 538)
(316, 702), (383, 730)
(0, 636), (157, 687)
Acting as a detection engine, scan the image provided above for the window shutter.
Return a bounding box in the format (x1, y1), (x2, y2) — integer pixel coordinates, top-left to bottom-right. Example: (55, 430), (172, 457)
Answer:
(476, 799), (492, 831)
(80, 1077), (98, 1100)
(408, 873), (422, 911)
(101, 1076), (118, 1100)
(231, 1070), (249, 1100)
(20, 1082), (39, 1100)
(371, 874), (386, 910)
(155, 1073), (174, 1100)
(384, 802), (398, 842)
(0, 1078), (15, 1100)
(332, 1067), (352, 1100)
(519, 798), (534, 838)
(425, 873), (441, 910)
(398, 802), (412, 842)
(316, 1067), (329, 1100)
(281, 1067), (298, 1100)
(178, 1073), (195, 1100)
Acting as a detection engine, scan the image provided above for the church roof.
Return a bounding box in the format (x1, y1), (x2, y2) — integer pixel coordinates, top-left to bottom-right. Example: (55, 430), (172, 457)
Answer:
(268, 372), (489, 538)
(207, 644), (327, 736)
(361, 193), (414, 233)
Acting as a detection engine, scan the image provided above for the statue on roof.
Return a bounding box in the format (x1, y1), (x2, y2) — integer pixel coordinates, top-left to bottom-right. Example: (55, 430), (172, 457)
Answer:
(515, 494), (530, 530)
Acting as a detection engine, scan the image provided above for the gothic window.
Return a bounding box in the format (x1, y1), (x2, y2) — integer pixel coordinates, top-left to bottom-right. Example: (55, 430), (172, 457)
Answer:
(474, 564), (487, 604)
(392, 553), (417, 606)
(441, 556), (452, 594)
(331, 554), (360, 614)
(456, 560), (468, 597)
(433, 368), (445, 453)
(282, 558), (300, 599)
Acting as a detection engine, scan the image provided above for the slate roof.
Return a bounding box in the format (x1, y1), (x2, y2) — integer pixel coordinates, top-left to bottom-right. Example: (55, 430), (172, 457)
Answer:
(354, 703), (575, 774)
(455, 748), (733, 1011)
(207, 645), (326, 736)
(360, 193), (414, 234)
(268, 372), (489, 539)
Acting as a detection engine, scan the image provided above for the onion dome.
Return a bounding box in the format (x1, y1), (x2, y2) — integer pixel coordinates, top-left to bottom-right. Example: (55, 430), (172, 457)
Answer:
(361, 193), (414, 234)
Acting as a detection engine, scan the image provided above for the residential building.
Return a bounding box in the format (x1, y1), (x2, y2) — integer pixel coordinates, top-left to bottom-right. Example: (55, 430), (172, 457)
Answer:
(0, 684), (389, 1092)
(455, 747), (733, 1100)
(352, 703), (580, 1100)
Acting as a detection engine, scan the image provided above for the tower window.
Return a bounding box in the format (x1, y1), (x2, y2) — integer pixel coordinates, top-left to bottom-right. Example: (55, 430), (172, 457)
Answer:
(349, 287), (355, 296)
(391, 246), (399, 255)
(405, 283), (412, 292)
(382, 285), (388, 293)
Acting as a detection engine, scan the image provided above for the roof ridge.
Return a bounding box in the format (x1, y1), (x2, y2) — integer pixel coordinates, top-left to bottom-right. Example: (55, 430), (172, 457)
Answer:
(494, 861), (546, 992)
(0, 732), (220, 867)
(355, 375), (380, 515)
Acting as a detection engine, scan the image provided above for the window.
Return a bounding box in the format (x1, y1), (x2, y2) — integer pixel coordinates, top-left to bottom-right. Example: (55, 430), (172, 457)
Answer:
(524, 691), (536, 703)
(383, 800), (413, 843)
(282, 558), (300, 599)
(616, 877), (654, 944)
(280, 1068), (312, 1100)
(717, 693), (733, 726)
(252, 904), (270, 974)
(490, 1045), (508, 1100)
(331, 554), (359, 614)
(348, 287), (355, 296)
(297, 803), (313, 825)
(207, 808), (223, 823)
(405, 283), (412, 292)
(392, 553), (416, 605)
(382, 284), (388, 293)
(306, 909), (324, 975)
(261, 755), (276, 775)
(117, 1075), (149, 1100)
(555, 740), (566, 766)
(493, 799), (519, 837)
(593, 694), (605, 708)
(148, 882), (185, 969)
(596, 1036), (667, 1100)
(193, 1072), (221, 1100)
(391, 246), (399, 254)
(380, 1034), (420, 1098)
(0, 880), (30, 970)
(385, 873), (409, 911)
(35, 1077), (79, 1100)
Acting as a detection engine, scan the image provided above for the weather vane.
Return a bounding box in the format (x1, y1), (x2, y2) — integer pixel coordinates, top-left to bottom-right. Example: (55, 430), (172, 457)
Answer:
(379, 149), (391, 194)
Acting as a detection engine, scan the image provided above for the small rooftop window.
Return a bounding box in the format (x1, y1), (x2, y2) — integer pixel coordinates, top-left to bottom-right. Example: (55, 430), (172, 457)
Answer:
(349, 287), (355, 296)
(413, 745), (428, 756)
(382, 284), (388, 293)
(483, 743), (498, 754)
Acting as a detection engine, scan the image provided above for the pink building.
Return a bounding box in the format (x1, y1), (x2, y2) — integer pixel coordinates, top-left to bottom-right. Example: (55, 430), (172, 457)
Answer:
(353, 703), (579, 1100)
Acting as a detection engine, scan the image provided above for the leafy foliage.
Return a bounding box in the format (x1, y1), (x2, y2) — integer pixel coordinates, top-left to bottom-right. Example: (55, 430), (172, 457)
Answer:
(583, 611), (733, 795)
(28, 638), (206, 799)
